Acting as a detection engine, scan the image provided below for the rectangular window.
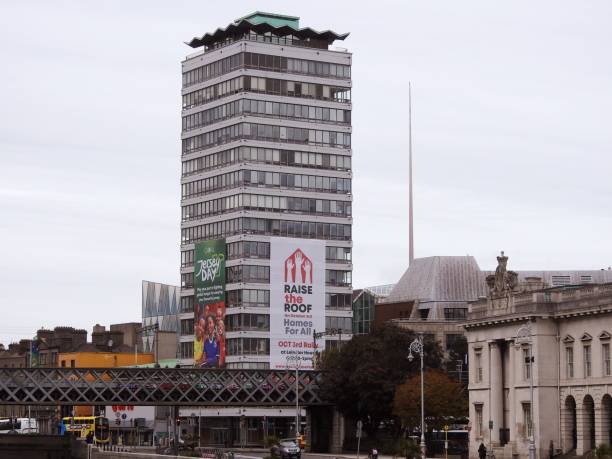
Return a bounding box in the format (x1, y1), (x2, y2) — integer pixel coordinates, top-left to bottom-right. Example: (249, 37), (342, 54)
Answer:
(602, 343), (611, 376)
(523, 403), (532, 438)
(584, 345), (592, 377)
(522, 348), (531, 381)
(475, 405), (483, 438)
(566, 347), (574, 378)
(475, 350), (483, 383)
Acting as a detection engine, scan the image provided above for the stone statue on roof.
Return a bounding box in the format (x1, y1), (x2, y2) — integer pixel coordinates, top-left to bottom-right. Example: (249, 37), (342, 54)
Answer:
(486, 251), (518, 297)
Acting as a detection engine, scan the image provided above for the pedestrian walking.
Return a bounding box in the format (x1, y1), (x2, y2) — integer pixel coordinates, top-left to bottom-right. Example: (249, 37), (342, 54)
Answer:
(478, 443), (487, 459)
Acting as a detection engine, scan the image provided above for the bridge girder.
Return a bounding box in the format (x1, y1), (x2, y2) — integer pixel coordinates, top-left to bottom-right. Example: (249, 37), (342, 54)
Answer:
(0, 368), (326, 406)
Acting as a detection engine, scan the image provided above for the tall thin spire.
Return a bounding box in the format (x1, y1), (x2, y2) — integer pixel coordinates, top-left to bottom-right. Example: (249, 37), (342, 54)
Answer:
(408, 82), (414, 264)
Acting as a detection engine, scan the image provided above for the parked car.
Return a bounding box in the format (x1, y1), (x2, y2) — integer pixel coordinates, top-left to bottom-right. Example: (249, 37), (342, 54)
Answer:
(271, 439), (301, 459)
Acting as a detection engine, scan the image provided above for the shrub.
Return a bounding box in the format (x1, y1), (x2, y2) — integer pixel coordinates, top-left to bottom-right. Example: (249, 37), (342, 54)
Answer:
(596, 444), (612, 459)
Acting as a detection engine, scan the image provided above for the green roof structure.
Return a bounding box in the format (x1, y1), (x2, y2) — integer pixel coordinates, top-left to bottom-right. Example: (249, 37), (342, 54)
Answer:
(187, 12), (348, 49)
(234, 12), (300, 29)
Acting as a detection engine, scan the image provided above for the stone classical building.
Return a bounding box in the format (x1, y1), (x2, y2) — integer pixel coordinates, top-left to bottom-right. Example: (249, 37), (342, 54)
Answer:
(465, 253), (612, 459)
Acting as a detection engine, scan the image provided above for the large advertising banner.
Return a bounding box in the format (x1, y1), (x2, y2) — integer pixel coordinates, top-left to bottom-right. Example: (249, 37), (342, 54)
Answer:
(193, 239), (226, 368)
(270, 238), (325, 370)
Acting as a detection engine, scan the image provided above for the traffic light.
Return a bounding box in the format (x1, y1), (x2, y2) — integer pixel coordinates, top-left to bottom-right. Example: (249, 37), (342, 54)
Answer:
(176, 418), (181, 427)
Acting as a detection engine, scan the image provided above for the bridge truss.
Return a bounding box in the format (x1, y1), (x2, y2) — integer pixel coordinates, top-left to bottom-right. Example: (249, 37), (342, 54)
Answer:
(0, 368), (324, 406)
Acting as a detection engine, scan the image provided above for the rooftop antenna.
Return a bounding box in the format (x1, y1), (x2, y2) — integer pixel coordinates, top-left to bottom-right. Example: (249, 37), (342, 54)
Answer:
(409, 82), (414, 265)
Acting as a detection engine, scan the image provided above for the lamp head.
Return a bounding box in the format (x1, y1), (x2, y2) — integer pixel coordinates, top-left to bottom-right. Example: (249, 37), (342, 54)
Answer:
(407, 352), (414, 362)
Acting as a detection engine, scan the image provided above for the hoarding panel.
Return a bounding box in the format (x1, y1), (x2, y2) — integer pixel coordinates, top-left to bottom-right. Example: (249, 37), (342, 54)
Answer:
(193, 239), (226, 368)
(270, 237), (325, 370)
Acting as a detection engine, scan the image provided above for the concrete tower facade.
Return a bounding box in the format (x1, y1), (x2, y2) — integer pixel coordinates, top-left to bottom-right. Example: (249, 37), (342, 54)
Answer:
(178, 12), (353, 369)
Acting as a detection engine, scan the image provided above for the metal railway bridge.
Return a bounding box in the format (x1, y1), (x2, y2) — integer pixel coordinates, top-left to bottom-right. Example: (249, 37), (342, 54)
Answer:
(0, 368), (325, 406)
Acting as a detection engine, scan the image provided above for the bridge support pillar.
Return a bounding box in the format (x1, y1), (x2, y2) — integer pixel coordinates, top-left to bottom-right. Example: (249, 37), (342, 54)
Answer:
(330, 408), (345, 453)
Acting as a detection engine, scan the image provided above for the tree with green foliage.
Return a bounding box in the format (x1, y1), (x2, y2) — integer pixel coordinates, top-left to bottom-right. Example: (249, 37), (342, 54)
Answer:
(393, 369), (468, 432)
(318, 325), (444, 439)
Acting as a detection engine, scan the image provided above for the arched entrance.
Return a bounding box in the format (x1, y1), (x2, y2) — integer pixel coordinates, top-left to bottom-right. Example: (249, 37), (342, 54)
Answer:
(564, 396), (577, 452)
(602, 394), (612, 446)
(583, 395), (596, 451)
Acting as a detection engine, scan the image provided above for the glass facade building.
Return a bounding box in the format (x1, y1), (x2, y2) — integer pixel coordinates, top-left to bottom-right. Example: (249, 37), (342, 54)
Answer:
(178, 13), (353, 368)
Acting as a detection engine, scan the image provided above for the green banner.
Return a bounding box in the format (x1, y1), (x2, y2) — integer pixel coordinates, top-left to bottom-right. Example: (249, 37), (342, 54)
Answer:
(193, 239), (226, 368)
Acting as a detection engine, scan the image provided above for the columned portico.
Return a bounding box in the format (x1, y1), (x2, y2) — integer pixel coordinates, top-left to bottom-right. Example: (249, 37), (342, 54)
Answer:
(490, 341), (504, 445)
(465, 253), (612, 459)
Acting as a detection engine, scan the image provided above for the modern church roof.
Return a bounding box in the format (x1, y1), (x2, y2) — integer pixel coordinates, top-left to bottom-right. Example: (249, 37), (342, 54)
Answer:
(382, 256), (487, 305)
(187, 12), (349, 49)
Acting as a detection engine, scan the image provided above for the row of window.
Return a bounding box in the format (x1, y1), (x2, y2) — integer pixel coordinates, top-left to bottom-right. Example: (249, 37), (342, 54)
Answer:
(204, 31), (330, 53)
(227, 265), (270, 284)
(182, 75), (351, 111)
(182, 52), (351, 88)
(227, 241), (270, 260)
(227, 289), (270, 309)
(182, 98), (350, 132)
(181, 169), (351, 200)
(443, 308), (468, 320)
(565, 340), (611, 379)
(474, 402), (532, 439)
(183, 53), (243, 87)
(245, 52), (351, 79)
(180, 339), (345, 360)
(182, 217), (351, 244)
(181, 266), (351, 288)
(182, 193), (352, 221)
(472, 338), (612, 384)
(182, 122), (351, 154)
(180, 318), (194, 336)
(182, 242), (351, 266)
(226, 313), (270, 332)
(180, 291), (352, 312)
(181, 146), (351, 177)
(227, 337), (269, 356)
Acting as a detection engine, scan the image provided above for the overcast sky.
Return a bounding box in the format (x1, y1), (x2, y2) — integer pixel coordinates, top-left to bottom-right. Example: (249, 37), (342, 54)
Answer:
(1, 0), (611, 345)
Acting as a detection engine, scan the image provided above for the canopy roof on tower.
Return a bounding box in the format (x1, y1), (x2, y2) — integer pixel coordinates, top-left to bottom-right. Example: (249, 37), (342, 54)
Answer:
(187, 12), (349, 48)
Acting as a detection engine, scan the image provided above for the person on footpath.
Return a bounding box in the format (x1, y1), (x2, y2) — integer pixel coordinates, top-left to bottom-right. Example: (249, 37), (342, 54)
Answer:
(478, 443), (487, 459)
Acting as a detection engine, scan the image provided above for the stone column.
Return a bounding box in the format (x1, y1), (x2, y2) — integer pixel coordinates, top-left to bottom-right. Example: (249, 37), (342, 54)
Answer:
(330, 408), (345, 453)
(507, 341), (516, 443)
(595, 401), (606, 448)
(576, 405), (586, 456)
(305, 408), (312, 452)
(490, 341), (504, 445)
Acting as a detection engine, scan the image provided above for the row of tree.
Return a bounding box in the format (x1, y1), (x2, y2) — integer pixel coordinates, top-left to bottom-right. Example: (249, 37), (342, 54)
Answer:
(318, 325), (468, 439)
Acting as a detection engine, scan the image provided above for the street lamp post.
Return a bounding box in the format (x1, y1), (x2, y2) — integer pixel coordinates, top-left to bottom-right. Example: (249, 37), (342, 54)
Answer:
(286, 355), (301, 438)
(515, 322), (536, 459)
(408, 334), (426, 459)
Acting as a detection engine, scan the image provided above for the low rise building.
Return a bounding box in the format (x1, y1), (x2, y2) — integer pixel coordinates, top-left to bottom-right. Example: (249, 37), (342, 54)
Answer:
(465, 253), (612, 459)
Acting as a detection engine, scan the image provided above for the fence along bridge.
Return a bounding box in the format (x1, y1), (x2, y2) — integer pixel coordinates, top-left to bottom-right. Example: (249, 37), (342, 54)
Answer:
(0, 368), (324, 406)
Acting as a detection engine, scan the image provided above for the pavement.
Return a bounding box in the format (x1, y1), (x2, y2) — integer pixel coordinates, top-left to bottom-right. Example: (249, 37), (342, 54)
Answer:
(232, 452), (395, 459)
